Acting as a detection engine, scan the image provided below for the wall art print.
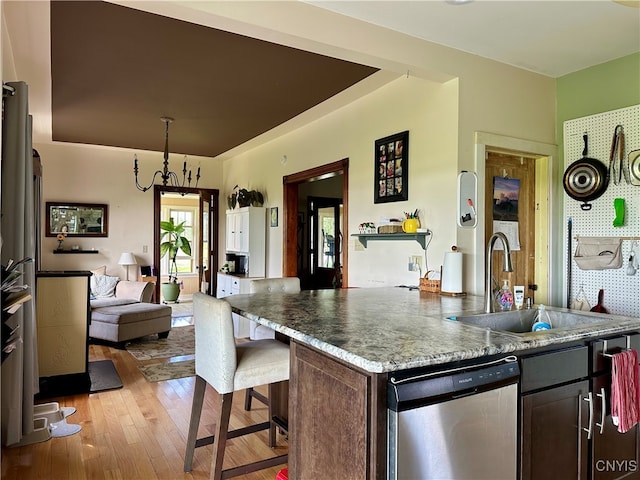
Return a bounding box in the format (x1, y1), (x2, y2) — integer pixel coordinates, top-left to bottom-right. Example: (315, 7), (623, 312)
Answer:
(374, 130), (408, 204)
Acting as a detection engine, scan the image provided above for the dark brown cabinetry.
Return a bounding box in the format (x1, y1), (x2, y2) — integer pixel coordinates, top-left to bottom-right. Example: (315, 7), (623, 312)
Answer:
(590, 336), (640, 480)
(522, 379), (590, 479)
(521, 346), (589, 480)
(521, 337), (640, 480)
(289, 341), (387, 479)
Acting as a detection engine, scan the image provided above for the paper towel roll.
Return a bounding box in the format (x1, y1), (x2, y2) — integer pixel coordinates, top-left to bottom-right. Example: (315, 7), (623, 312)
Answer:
(441, 251), (463, 294)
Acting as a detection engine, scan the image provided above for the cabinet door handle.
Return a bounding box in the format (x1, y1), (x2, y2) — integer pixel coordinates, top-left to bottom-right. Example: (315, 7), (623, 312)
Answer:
(582, 392), (594, 440)
(596, 387), (606, 435)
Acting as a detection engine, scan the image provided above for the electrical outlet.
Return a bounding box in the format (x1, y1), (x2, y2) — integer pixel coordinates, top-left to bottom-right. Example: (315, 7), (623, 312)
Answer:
(142, 245), (148, 253)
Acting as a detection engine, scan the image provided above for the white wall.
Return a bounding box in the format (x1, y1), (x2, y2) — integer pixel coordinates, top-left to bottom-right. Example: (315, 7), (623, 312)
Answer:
(3, 1), (558, 294)
(34, 141), (223, 277)
(221, 70), (556, 292)
(223, 76), (458, 286)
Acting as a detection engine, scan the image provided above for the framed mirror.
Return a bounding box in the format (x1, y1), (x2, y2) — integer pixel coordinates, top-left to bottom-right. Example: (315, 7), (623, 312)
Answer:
(45, 202), (109, 237)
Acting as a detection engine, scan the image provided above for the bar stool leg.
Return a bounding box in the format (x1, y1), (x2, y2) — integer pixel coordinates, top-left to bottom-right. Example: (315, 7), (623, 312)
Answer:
(211, 392), (233, 480)
(244, 388), (253, 411)
(184, 375), (207, 472)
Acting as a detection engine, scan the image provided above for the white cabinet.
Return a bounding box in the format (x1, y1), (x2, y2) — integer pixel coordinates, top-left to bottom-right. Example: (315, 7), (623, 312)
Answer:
(226, 210), (247, 252)
(225, 207), (265, 278)
(216, 273), (258, 338)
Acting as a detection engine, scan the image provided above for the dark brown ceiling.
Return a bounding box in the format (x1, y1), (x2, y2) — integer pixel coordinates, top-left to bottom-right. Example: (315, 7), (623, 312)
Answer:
(50, 1), (378, 158)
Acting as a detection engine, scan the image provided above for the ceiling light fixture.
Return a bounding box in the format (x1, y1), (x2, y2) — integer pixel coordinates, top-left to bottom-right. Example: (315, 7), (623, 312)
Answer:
(133, 117), (200, 192)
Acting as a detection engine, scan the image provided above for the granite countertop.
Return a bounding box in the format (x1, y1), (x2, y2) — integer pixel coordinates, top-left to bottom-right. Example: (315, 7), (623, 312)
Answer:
(226, 287), (640, 373)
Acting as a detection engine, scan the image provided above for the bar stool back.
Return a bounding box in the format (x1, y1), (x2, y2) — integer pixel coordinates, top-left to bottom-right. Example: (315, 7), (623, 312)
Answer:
(244, 277), (300, 412)
(184, 293), (289, 479)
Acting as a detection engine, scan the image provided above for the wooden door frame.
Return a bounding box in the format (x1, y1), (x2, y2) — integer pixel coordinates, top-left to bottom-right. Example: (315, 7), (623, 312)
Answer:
(153, 185), (219, 302)
(283, 159), (349, 287)
(485, 152), (536, 301)
(474, 132), (556, 303)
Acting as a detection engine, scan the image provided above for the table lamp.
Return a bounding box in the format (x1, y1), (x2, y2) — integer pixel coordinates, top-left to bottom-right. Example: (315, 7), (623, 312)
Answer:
(118, 252), (137, 281)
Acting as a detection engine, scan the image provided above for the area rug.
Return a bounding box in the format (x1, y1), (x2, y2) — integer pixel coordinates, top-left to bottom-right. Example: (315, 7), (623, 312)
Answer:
(137, 360), (195, 382)
(89, 359), (123, 392)
(125, 325), (194, 361)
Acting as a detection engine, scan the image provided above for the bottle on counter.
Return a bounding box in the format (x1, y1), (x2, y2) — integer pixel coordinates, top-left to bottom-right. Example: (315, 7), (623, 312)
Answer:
(531, 304), (552, 331)
(514, 285), (525, 310)
(496, 279), (514, 311)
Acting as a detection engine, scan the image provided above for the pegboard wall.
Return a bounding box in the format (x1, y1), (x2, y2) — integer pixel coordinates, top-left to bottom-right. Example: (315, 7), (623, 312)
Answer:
(563, 104), (640, 317)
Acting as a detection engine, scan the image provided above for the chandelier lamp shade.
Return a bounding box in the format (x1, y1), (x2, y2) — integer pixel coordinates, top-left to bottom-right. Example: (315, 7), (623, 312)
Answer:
(133, 117), (201, 192)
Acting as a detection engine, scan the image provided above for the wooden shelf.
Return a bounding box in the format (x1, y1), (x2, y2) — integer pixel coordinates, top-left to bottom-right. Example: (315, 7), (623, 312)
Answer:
(53, 249), (98, 254)
(351, 231), (431, 250)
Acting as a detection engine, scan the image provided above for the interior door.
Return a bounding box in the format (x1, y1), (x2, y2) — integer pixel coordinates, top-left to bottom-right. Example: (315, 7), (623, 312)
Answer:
(282, 159), (349, 288)
(200, 192), (216, 295)
(153, 185), (218, 302)
(485, 152), (536, 303)
(308, 196), (342, 289)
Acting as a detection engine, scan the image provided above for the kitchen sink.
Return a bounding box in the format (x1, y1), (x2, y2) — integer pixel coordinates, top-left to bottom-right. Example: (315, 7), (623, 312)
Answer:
(450, 307), (613, 336)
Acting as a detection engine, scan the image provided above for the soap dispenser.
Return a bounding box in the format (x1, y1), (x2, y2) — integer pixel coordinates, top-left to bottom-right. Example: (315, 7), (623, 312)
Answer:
(532, 304), (552, 331)
(496, 279), (514, 311)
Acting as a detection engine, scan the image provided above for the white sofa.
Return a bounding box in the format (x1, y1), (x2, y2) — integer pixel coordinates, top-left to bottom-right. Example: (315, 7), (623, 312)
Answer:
(89, 280), (172, 347)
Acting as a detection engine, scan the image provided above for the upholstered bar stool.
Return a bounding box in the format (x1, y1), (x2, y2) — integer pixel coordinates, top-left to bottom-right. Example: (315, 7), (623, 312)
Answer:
(184, 293), (289, 479)
(244, 277), (300, 412)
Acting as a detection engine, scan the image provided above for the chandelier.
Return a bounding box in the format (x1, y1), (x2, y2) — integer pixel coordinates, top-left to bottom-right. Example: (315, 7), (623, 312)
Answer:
(133, 117), (200, 192)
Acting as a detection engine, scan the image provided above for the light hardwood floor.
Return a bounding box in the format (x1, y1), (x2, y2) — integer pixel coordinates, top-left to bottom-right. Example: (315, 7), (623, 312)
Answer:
(1, 337), (287, 479)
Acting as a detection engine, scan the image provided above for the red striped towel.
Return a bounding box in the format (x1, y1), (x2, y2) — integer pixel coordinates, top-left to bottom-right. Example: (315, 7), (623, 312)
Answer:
(611, 349), (640, 434)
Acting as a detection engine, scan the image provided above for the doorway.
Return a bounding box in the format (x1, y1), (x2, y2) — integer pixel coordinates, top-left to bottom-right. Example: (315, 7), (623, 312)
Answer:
(485, 152), (537, 302)
(153, 185), (219, 303)
(483, 149), (551, 305)
(307, 196), (343, 289)
(283, 159), (349, 289)
(475, 132), (555, 304)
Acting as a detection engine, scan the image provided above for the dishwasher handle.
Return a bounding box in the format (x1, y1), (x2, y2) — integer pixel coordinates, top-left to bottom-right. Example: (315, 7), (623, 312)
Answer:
(389, 355), (518, 385)
(388, 358), (520, 412)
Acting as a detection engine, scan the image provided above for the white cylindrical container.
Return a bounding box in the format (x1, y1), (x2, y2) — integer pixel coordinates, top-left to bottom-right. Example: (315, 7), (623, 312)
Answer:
(441, 249), (463, 294)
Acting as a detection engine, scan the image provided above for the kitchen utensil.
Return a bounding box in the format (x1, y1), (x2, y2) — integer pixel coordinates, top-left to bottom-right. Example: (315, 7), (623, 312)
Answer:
(628, 242), (639, 276)
(608, 125), (629, 185)
(629, 150), (640, 186)
(571, 284), (591, 311)
(563, 134), (609, 210)
(590, 289), (609, 314)
(567, 217), (572, 308)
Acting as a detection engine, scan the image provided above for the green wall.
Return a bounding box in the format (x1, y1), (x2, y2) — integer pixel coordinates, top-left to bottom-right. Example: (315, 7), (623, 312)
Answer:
(557, 52), (640, 145)
(551, 52), (639, 306)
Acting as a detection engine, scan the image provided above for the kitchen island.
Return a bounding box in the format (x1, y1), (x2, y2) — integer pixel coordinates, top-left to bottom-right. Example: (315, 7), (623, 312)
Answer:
(227, 287), (640, 479)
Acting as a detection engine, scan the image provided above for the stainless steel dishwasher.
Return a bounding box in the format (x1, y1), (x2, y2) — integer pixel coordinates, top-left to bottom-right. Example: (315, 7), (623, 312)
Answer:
(387, 356), (520, 480)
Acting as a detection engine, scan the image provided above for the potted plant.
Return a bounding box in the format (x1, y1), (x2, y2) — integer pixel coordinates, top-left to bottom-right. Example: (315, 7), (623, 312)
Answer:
(227, 185), (264, 209)
(160, 217), (192, 303)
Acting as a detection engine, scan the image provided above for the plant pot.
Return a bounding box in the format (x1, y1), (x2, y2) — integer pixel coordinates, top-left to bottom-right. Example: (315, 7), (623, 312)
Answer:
(162, 282), (180, 303)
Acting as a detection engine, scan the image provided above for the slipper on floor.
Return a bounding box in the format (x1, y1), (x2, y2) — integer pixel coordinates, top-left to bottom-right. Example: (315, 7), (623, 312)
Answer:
(49, 418), (81, 438)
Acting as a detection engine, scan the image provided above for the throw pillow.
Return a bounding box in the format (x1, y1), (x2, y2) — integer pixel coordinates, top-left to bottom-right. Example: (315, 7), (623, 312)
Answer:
(91, 265), (107, 276)
(90, 274), (119, 298)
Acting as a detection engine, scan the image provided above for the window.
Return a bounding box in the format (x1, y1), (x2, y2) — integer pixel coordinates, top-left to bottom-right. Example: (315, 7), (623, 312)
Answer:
(161, 207), (197, 275)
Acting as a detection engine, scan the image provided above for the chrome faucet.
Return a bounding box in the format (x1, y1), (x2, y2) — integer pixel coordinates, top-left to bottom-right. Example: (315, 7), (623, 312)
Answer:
(485, 232), (513, 313)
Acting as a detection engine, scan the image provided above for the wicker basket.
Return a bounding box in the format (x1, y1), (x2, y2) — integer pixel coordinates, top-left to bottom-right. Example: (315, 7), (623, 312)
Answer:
(420, 270), (441, 293)
(378, 224), (403, 234)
